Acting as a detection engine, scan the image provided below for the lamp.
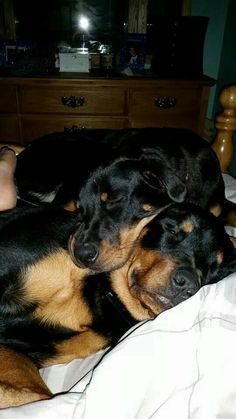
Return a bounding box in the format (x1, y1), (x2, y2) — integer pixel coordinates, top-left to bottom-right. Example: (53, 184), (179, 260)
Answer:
(78, 15), (90, 53)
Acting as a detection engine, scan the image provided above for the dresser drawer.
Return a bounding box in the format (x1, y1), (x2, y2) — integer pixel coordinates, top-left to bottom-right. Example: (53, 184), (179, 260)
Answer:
(0, 86), (17, 113)
(129, 115), (197, 131)
(21, 116), (128, 142)
(0, 75), (215, 142)
(129, 88), (200, 119)
(0, 116), (20, 142)
(19, 86), (126, 115)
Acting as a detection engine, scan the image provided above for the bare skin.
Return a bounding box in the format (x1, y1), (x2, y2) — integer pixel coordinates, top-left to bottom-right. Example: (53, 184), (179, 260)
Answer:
(0, 147), (17, 211)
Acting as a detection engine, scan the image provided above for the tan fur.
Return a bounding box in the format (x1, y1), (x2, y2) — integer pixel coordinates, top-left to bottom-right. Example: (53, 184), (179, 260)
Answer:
(24, 250), (92, 331)
(0, 347), (51, 408)
(95, 213), (157, 271)
(141, 203), (155, 212)
(110, 265), (151, 321)
(50, 331), (108, 366)
(100, 192), (108, 202)
(229, 236), (236, 248)
(216, 251), (224, 264)
(209, 203), (222, 217)
(225, 210), (236, 228)
(181, 220), (193, 233)
(63, 200), (78, 212)
(111, 244), (177, 320)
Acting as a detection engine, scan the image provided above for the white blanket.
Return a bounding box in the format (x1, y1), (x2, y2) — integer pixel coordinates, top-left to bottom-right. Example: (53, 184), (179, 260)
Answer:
(2, 173), (236, 418)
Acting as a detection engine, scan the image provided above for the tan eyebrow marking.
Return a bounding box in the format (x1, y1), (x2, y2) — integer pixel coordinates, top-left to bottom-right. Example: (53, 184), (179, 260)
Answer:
(141, 203), (155, 212)
(181, 221), (194, 233)
(209, 204), (222, 217)
(216, 251), (224, 264)
(100, 192), (108, 202)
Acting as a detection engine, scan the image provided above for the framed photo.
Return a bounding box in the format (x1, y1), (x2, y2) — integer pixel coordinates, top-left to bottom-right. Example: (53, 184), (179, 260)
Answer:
(0, 40), (36, 68)
(119, 33), (146, 72)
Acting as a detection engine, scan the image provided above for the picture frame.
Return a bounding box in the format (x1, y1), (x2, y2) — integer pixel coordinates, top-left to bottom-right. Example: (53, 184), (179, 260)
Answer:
(119, 33), (146, 72)
(0, 40), (36, 68)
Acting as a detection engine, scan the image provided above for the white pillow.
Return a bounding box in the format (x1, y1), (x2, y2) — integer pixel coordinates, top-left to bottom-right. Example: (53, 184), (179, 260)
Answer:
(223, 173), (236, 203)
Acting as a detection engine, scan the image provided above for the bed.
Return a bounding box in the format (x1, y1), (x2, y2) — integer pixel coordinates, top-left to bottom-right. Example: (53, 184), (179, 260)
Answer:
(1, 85), (236, 418)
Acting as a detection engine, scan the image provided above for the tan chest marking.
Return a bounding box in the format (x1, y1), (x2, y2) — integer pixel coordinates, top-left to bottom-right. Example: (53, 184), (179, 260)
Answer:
(23, 250), (92, 331)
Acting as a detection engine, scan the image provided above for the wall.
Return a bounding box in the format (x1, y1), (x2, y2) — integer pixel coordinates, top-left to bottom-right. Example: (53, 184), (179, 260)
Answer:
(214, 0), (236, 114)
(191, 0), (229, 119)
(192, 0), (236, 175)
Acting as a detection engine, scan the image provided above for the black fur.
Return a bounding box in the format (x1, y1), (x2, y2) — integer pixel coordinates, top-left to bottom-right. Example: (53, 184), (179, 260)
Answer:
(16, 128), (224, 209)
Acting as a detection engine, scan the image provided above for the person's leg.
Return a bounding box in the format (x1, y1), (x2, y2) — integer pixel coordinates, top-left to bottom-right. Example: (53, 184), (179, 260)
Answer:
(0, 147), (17, 211)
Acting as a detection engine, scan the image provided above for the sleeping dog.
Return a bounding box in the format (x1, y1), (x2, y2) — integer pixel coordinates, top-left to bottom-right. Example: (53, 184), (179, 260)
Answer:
(0, 202), (236, 408)
(15, 128), (236, 272)
(16, 129), (225, 211)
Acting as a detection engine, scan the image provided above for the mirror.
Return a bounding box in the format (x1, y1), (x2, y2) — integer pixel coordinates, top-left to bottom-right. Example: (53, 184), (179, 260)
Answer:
(12, 0), (127, 50)
(0, 0), (194, 77)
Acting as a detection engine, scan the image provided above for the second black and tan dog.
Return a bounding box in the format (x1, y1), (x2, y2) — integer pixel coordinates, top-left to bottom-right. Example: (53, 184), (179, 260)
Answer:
(0, 202), (236, 408)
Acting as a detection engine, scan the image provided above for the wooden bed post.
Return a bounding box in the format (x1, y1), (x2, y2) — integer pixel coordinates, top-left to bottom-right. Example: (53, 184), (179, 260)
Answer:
(212, 85), (236, 173)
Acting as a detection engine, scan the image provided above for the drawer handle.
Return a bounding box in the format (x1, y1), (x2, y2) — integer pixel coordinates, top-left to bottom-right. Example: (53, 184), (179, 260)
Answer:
(61, 96), (85, 108)
(154, 96), (177, 109)
(64, 125), (85, 133)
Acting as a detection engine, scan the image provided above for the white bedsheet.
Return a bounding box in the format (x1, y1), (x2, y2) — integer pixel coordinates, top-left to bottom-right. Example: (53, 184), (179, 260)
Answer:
(2, 173), (236, 418)
(2, 272), (236, 419)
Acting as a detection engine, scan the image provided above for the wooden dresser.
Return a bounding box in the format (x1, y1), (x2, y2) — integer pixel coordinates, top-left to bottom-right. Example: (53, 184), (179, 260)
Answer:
(0, 75), (215, 145)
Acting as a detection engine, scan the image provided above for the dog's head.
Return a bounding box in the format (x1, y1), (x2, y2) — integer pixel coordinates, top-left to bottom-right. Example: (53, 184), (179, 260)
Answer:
(69, 157), (187, 271)
(109, 203), (236, 320)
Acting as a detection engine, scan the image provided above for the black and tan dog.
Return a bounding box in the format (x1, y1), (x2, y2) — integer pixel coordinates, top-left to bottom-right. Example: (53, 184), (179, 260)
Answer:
(15, 128), (236, 272)
(16, 128), (225, 211)
(0, 202), (236, 408)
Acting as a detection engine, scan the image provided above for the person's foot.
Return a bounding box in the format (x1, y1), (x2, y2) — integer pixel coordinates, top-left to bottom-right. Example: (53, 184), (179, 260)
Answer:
(0, 147), (17, 211)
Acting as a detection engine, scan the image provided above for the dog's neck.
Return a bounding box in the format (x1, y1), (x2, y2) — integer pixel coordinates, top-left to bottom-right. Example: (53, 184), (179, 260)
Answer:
(81, 271), (138, 343)
(103, 289), (137, 329)
(109, 265), (153, 321)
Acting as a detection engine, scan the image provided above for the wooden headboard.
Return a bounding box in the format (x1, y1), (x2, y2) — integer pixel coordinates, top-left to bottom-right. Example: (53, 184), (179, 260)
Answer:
(0, 84), (235, 173)
(212, 85), (236, 173)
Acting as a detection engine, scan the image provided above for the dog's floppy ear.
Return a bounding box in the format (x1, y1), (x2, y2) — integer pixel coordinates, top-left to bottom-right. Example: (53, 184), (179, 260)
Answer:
(142, 170), (187, 203)
(139, 151), (187, 203)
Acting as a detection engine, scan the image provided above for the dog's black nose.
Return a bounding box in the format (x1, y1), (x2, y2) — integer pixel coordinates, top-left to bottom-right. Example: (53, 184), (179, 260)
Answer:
(171, 268), (200, 296)
(74, 242), (98, 265)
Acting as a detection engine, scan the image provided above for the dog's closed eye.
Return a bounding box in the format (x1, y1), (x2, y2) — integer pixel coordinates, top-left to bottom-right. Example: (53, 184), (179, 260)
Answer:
(100, 192), (125, 210)
(105, 196), (125, 210)
(162, 221), (179, 235)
